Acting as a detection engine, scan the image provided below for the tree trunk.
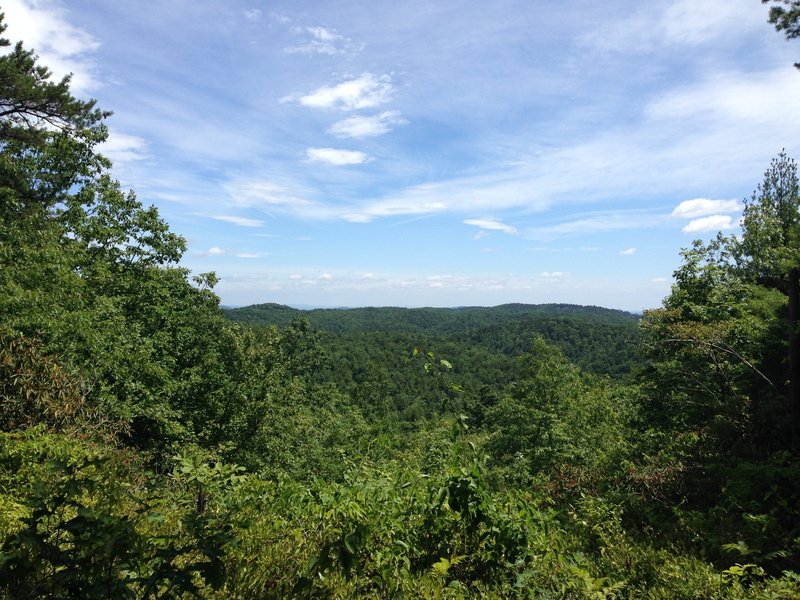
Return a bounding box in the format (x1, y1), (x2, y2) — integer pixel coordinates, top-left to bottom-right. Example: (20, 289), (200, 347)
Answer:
(789, 267), (800, 453)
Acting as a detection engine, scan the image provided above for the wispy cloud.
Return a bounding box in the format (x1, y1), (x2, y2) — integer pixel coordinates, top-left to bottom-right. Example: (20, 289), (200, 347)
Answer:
(98, 130), (147, 164)
(225, 180), (316, 210)
(212, 215), (265, 228)
(205, 246), (226, 256)
(672, 198), (741, 218)
(645, 69), (800, 124)
(328, 111), (407, 138)
(463, 218), (518, 235)
(660, 0), (760, 46)
(682, 215), (736, 233)
(344, 170), (554, 223)
(286, 73), (395, 110)
(581, 0), (764, 53)
(306, 147), (371, 165)
(243, 8), (262, 22)
(285, 26), (361, 55)
(525, 209), (666, 241)
(619, 248), (637, 256)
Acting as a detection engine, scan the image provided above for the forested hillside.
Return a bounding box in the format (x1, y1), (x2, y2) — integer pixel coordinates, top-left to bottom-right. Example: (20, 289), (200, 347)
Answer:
(2, 10), (800, 600)
(225, 303), (643, 377)
(224, 304), (643, 422)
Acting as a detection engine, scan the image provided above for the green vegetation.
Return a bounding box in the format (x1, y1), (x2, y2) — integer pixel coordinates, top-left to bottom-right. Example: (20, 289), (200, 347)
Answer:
(225, 303), (643, 377)
(1, 10), (799, 599)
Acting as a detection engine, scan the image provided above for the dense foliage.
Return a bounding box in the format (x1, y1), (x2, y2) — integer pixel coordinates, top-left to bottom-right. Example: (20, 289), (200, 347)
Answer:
(1, 10), (799, 599)
(226, 303), (644, 377)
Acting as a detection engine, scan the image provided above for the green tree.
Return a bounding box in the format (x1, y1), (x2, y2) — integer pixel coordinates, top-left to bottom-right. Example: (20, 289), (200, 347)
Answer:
(735, 151), (800, 451)
(0, 10), (261, 457)
(0, 13), (108, 145)
(638, 153), (800, 573)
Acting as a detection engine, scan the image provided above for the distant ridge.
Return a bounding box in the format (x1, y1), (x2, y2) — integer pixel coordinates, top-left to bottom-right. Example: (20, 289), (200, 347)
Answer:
(224, 302), (638, 330)
(223, 302), (642, 377)
(224, 302), (639, 329)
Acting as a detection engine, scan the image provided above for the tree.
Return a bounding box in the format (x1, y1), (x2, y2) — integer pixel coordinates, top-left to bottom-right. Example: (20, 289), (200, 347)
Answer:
(735, 151), (800, 451)
(763, 0), (800, 69)
(650, 153), (800, 454)
(0, 12), (108, 145)
(0, 11), (231, 454)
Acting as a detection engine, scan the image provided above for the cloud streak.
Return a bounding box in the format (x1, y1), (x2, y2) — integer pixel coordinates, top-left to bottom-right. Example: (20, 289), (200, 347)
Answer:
(212, 215), (265, 228)
(306, 147), (371, 165)
(463, 218), (518, 235)
(327, 111), (407, 138)
(285, 26), (361, 54)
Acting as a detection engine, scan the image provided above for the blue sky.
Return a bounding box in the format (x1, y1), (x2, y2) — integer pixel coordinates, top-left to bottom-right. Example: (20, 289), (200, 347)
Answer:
(4, 0), (800, 311)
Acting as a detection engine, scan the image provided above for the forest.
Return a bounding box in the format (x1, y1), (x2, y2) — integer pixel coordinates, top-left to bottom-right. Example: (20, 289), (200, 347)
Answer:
(2, 8), (800, 599)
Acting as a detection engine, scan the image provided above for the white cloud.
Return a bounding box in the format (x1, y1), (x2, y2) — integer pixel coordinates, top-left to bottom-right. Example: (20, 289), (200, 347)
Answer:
(289, 73), (394, 111)
(285, 26), (359, 55)
(243, 8), (262, 21)
(541, 271), (570, 278)
(328, 111), (407, 138)
(619, 248), (637, 256)
(672, 198), (741, 218)
(581, 0), (763, 53)
(206, 246), (226, 256)
(2, 0), (100, 94)
(212, 215), (265, 227)
(661, 0), (758, 46)
(646, 70), (800, 124)
(98, 130), (147, 164)
(235, 253), (261, 258)
(682, 214), (736, 233)
(463, 218), (518, 235)
(289, 274), (303, 280)
(225, 180), (316, 210)
(306, 147), (370, 165)
(319, 273), (334, 280)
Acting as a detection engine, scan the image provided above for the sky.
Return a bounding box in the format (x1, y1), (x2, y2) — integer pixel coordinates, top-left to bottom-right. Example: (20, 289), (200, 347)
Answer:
(3, 0), (800, 312)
